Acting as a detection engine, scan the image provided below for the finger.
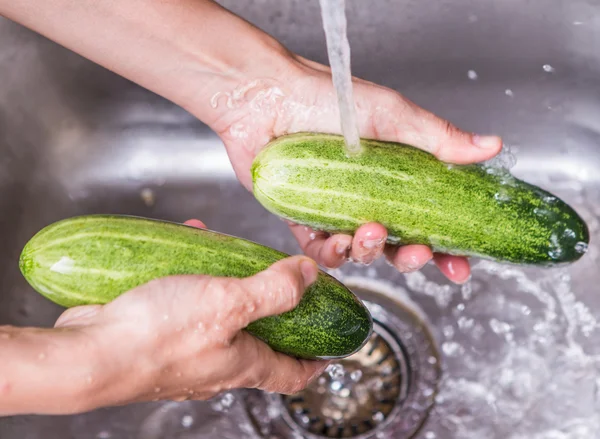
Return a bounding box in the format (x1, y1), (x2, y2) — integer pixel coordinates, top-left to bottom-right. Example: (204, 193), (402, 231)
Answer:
(384, 244), (433, 272)
(232, 331), (329, 395)
(54, 305), (103, 328)
(287, 223), (352, 268)
(359, 93), (502, 164)
(237, 255), (319, 323)
(433, 253), (471, 284)
(349, 223), (387, 265)
(184, 219), (207, 229)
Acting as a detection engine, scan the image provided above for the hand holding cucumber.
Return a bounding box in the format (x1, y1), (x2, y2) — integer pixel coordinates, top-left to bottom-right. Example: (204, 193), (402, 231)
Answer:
(2, 219), (328, 415)
(212, 58), (503, 283)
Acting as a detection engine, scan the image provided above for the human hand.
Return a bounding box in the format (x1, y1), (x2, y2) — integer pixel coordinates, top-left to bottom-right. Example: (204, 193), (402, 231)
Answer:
(51, 220), (327, 411)
(212, 57), (503, 284)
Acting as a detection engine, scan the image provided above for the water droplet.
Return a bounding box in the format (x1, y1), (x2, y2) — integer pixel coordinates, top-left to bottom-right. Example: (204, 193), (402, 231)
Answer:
(543, 64), (555, 73)
(489, 318), (512, 335)
(443, 325), (455, 338)
(425, 432), (437, 439)
(221, 392), (235, 407)
(309, 232), (316, 240)
(197, 322), (205, 331)
(140, 188), (155, 207)
(494, 191), (511, 202)
(372, 411), (385, 422)
(181, 415), (194, 428)
(326, 363), (346, 379)
(456, 303), (465, 312)
(505, 89), (514, 97)
(467, 70), (478, 80)
(461, 281), (473, 300)
(330, 380), (343, 391)
(339, 388), (351, 397)
(350, 370), (363, 382)
(457, 316), (474, 330)
(575, 242), (588, 254)
(548, 233), (563, 259)
(427, 356), (438, 365)
(442, 341), (463, 356)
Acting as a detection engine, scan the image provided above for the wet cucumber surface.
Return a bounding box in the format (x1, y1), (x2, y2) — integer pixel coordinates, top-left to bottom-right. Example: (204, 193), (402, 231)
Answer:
(19, 215), (373, 360)
(252, 133), (589, 265)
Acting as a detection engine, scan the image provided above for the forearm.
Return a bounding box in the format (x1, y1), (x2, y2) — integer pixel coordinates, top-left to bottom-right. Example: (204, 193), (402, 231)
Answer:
(0, 0), (297, 129)
(0, 325), (103, 415)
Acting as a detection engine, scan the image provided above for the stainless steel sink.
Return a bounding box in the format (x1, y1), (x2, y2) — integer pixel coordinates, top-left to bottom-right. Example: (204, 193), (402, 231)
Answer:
(1, 1), (599, 437)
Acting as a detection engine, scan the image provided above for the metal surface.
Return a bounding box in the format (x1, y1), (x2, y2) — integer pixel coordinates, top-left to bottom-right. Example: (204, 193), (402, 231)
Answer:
(283, 328), (403, 439)
(1, 0), (600, 437)
(278, 288), (441, 439)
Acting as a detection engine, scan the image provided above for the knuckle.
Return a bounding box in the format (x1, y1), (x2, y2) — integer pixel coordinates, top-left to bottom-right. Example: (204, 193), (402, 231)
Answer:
(441, 119), (457, 138)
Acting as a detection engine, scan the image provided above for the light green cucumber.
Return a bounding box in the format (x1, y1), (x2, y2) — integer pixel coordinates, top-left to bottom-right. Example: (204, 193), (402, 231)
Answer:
(251, 133), (589, 265)
(19, 215), (373, 360)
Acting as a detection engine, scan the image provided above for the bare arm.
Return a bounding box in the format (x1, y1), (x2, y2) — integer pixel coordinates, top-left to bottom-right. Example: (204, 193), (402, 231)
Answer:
(0, 325), (102, 415)
(1, 0), (501, 284)
(0, 0), (295, 127)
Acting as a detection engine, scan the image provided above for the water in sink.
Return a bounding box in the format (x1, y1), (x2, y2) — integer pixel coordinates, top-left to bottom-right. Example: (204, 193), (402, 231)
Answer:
(327, 179), (600, 438)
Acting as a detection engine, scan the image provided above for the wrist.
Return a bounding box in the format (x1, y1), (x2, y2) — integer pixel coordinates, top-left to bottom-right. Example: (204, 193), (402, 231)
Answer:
(185, 34), (302, 134)
(0, 325), (106, 415)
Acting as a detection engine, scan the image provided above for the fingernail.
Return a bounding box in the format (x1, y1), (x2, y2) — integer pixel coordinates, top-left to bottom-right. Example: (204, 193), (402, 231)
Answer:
(335, 241), (350, 255)
(55, 306), (100, 327)
(405, 255), (424, 271)
(473, 134), (501, 149)
(362, 237), (385, 249)
(300, 259), (318, 286)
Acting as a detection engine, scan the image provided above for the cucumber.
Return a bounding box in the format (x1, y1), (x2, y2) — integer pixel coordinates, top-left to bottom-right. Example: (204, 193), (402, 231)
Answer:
(19, 215), (373, 360)
(251, 133), (589, 265)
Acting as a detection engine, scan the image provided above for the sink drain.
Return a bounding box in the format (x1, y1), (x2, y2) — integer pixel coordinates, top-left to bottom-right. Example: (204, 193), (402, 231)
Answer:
(269, 278), (442, 439)
(281, 322), (406, 438)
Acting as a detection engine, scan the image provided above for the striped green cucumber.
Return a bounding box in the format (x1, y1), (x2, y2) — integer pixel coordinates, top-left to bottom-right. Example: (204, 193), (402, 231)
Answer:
(251, 133), (589, 265)
(19, 215), (373, 360)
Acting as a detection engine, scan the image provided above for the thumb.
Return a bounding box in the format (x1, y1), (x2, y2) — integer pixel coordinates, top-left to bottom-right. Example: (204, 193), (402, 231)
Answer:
(408, 106), (503, 164)
(238, 256), (319, 324)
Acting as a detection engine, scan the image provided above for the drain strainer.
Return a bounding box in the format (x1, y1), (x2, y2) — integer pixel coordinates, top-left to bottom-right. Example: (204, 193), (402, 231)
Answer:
(269, 278), (441, 439)
(282, 322), (406, 438)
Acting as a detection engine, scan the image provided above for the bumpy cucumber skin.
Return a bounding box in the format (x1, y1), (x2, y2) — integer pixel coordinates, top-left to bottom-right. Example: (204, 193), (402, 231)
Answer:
(19, 215), (373, 360)
(252, 133), (589, 265)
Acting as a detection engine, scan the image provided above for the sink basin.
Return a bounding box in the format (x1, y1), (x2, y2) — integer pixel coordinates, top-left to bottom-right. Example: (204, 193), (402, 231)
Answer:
(1, 1), (599, 437)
